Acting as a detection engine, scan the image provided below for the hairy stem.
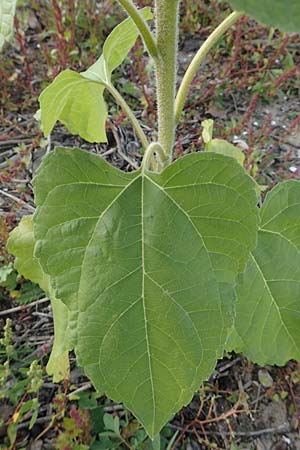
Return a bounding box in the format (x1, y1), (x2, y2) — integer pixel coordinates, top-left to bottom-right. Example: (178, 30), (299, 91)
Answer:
(155, 0), (180, 161)
(106, 83), (149, 150)
(175, 11), (243, 124)
(117, 0), (158, 59)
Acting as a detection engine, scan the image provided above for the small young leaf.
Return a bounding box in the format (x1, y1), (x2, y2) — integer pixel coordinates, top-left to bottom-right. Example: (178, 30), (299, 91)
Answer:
(39, 8), (152, 143)
(33, 147), (258, 437)
(230, 181), (300, 365)
(0, 0), (17, 51)
(201, 119), (244, 165)
(0, 263), (17, 289)
(224, 0), (300, 33)
(202, 119), (214, 144)
(39, 70), (107, 143)
(103, 414), (119, 435)
(7, 215), (71, 382)
(206, 139), (245, 166)
(7, 423), (17, 446)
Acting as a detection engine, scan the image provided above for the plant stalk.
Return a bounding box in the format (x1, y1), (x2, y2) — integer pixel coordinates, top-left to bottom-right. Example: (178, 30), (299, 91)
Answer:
(154, 0), (180, 161)
(105, 83), (149, 150)
(117, 0), (158, 59)
(175, 11), (243, 124)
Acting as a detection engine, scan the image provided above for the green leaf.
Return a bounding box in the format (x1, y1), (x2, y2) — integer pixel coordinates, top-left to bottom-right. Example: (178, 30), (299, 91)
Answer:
(230, 181), (300, 365)
(0, 263), (17, 289)
(7, 215), (71, 382)
(206, 139), (245, 166)
(7, 215), (49, 293)
(0, 0), (17, 51)
(46, 293), (71, 382)
(224, 0), (300, 33)
(201, 119), (244, 166)
(39, 8), (152, 143)
(7, 423), (17, 446)
(33, 147), (258, 437)
(103, 414), (120, 435)
(39, 70), (107, 143)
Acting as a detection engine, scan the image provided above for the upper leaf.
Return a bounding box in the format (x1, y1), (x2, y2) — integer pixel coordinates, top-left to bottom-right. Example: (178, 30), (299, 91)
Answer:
(225, 0), (300, 33)
(33, 147), (258, 437)
(7, 215), (71, 382)
(0, 0), (17, 51)
(230, 181), (300, 365)
(39, 70), (107, 143)
(39, 8), (152, 143)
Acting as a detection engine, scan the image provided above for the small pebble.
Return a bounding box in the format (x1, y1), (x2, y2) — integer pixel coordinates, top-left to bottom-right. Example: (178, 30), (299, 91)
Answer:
(289, 166), (298, 173)
(282, 436), (291, 445)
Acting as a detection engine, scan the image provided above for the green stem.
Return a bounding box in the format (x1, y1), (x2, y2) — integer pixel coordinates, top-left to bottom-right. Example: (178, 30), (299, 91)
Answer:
(105, 83), (149, 150)
(117, 0), (158, 59)
(155, 0), (180, 161)
(175, 11), (243, 124)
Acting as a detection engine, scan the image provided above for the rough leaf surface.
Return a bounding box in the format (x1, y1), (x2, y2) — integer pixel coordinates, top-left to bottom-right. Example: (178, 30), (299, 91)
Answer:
(230, 181), (300, 365)
(7, 215), (71, 382)
(0, 0), (17, 50)
(33, 147), (258, 436)
(39, 8), (152, 143)
(225, 0), (300, 33)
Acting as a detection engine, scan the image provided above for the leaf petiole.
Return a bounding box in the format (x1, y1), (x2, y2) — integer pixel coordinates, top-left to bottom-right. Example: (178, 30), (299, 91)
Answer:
(105, 83), (149, 150)
(117, 0), (159, 59)
(142, 142), (167, 173)
(175, 11), (243, 124)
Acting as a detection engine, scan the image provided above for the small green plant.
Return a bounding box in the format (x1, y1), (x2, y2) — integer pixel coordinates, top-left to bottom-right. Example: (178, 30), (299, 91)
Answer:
(0, 319), (44, 449)
(6, 0), (300, 440)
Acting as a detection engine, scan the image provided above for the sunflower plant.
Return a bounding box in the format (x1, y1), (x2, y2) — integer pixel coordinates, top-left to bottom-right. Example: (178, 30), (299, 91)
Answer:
(7, 0), (300, 438)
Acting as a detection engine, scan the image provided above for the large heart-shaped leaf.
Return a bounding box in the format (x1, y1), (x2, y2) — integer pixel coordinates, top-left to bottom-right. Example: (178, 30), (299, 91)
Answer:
(229, 181), (300, 365)
(33, 147), (258, 436)
(39, 8), (152, 143)
(224, 0), (300, 33)
(7, 215), (71, 382)
(0, 0), (17, 51)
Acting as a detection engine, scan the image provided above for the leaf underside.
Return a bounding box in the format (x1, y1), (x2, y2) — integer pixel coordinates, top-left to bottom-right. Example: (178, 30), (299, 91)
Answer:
(229, 181), (300, 366)
(33, 147), (258, 437)
(225, 0), (300, 33)
(7, 216), (71, 382)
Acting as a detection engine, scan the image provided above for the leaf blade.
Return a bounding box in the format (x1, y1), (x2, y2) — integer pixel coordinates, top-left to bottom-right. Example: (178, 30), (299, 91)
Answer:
(224, 0), (300, 33)
(39, 8), (152, 142)
(7, 215), (71, 381)
(231, 181), (300, 365)
(33, 148), (258, 436)
(39, 70), (107, 143)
